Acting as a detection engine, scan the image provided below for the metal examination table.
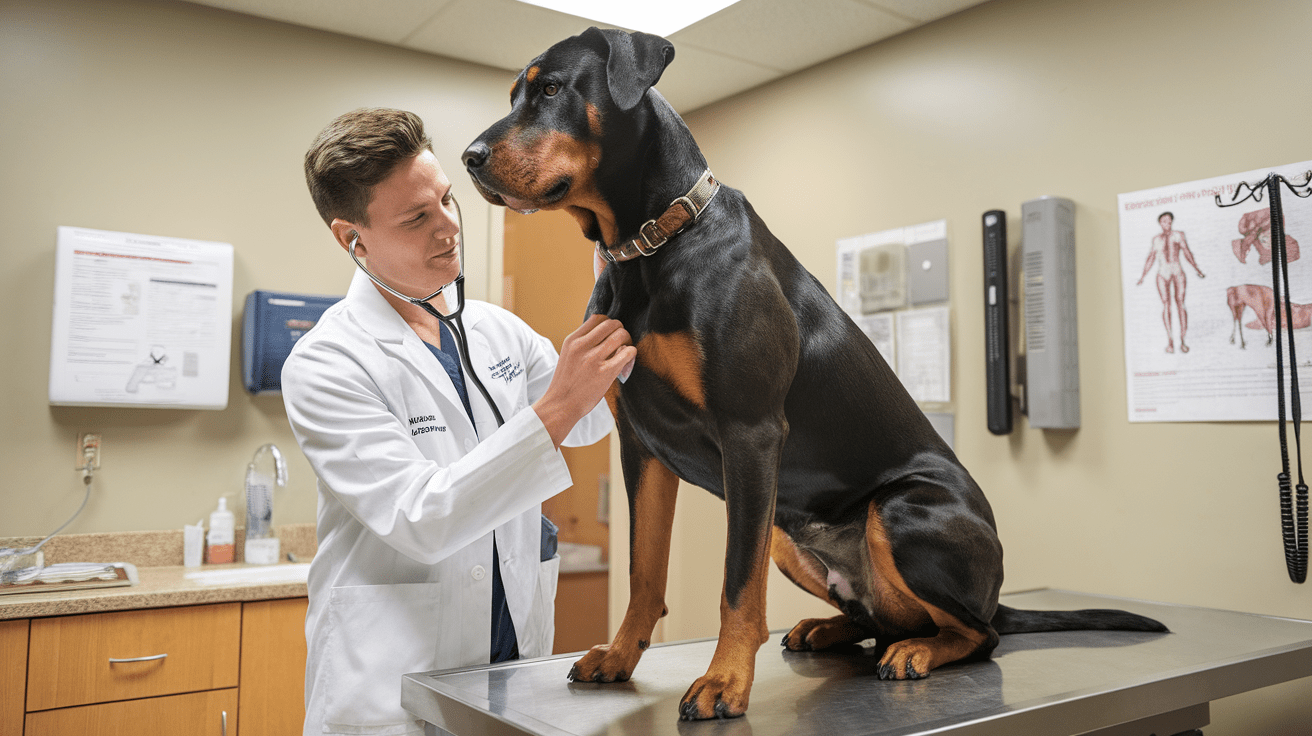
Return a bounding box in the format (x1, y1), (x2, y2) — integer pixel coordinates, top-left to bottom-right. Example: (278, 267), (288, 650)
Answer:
(403, 589), (1312, 735)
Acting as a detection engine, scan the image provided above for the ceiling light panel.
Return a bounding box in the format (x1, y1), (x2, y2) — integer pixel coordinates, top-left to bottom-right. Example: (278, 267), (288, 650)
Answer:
(514, 0), (744, 37)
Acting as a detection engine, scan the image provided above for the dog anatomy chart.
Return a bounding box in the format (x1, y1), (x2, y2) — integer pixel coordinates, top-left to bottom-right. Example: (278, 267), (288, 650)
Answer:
(838, 220), (951, 403)
(1118, 159), (1312, 422)
(49, 226), (233, 409)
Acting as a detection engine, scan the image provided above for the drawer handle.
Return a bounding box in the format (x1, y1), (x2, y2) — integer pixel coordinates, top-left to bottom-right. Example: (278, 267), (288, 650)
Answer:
(108, 653), (168, 663)
(222, 709), (228, 736)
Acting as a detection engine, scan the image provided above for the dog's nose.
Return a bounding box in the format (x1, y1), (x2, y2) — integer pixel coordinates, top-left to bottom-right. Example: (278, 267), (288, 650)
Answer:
(463, 141), (490, 169)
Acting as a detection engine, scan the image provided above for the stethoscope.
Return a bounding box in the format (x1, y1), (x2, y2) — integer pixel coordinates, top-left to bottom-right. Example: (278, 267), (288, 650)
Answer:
(348, 194), (505, 428)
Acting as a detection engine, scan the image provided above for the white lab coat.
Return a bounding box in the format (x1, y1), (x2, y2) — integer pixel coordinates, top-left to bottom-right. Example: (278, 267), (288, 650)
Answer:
(282, 269), (612, 735)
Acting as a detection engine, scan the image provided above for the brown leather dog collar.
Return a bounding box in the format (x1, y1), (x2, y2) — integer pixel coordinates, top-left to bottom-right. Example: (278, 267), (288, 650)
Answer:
(597, 169), (720, 263)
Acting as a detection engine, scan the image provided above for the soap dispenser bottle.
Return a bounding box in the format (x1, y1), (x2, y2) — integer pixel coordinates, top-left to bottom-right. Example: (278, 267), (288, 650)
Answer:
(244, 444), (288, 565)
(207, 498), (235, 564)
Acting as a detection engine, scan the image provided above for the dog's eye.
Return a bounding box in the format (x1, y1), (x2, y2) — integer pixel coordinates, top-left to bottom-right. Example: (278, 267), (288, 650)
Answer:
(543, 83), (559, 97)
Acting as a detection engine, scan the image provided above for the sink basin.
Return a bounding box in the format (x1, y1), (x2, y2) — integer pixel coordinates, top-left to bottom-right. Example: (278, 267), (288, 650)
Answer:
(184, 563), (310, 586)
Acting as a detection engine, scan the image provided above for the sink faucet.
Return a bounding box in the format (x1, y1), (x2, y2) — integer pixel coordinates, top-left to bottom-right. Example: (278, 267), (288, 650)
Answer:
(245, 444), (288, 544)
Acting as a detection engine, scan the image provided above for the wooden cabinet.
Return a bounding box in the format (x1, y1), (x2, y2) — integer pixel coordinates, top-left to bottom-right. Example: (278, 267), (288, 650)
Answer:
(8, 597), (307, 736)
(553, 571), (609, 654)
(25, 689), (237, 736)
(239, 598), (308, 736)
(27, 603), (241, 711)
(1, 619), (29, 736)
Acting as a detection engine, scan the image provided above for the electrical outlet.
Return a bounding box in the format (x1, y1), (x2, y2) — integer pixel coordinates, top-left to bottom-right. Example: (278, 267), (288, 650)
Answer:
(76, 433), (102, 470)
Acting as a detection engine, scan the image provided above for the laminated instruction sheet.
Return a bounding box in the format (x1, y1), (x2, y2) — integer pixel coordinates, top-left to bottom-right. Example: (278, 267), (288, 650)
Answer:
(49, 226), (233, 409)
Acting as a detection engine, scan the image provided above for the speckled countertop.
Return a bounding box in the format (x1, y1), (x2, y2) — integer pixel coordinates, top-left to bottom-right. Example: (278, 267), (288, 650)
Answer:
(0, 524), (316, 620)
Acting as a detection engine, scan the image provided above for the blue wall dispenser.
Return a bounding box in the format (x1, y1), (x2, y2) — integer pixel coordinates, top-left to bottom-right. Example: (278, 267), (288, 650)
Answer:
(242, 290), (342, 395)
(244, 443), (288, 565)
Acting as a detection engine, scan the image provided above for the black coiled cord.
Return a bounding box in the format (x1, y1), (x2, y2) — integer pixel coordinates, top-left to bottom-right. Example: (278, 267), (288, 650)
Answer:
(1269, 177), (1308, 584)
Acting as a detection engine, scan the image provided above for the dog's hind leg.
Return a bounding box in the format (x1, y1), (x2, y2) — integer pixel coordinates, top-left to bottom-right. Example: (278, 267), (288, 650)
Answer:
(866, 498), (1001, 680)
(771, 527), (871, 650)
(569, 451), (678, 684)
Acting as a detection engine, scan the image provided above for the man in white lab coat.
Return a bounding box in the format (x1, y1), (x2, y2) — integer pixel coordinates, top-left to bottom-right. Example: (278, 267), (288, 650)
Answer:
(284, 108), (634, 735)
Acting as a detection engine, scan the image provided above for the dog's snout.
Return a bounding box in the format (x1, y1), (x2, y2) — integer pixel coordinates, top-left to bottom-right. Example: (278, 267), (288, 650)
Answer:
(462, 141), (490, 169)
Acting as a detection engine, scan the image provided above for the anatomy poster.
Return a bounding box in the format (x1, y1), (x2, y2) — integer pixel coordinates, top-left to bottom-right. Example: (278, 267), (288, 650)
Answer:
(49, 226), (233, 409)
(1119, 160), (1312, 422)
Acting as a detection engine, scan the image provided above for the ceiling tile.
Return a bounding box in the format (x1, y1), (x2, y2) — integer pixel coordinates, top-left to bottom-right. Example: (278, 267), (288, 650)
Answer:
(670, 0), (913, 72)
(180, 0), (992, 111)
(401, 0), (600, 72)
(184, 0), (455, 46)
(655, 43), (781, 112)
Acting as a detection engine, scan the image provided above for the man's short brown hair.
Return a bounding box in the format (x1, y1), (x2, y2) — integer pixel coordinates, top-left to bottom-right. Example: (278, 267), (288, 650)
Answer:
(304, 108), (433, 227)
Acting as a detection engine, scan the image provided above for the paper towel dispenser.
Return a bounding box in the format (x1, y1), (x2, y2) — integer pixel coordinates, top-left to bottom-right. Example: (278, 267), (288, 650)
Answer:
(242, 290), (341, 395)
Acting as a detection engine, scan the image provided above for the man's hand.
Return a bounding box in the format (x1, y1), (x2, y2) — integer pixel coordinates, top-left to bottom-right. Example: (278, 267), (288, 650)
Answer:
(534, 314), (636, 448)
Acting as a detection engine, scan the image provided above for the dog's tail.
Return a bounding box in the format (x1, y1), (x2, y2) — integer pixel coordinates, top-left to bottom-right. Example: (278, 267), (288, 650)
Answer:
(991, 604), (1169, 635)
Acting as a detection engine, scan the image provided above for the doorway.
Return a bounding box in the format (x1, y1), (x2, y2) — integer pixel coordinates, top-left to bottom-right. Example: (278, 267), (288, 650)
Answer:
(501, 208), (610, 654)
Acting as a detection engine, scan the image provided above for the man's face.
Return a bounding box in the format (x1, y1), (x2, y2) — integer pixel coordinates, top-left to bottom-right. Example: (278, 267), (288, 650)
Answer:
(346, 150), (462, 300)
(1159, 214), (1173, 232)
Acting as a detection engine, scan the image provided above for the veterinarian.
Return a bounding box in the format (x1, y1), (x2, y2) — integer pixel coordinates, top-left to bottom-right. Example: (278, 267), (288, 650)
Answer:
(283, 107), (635, 736)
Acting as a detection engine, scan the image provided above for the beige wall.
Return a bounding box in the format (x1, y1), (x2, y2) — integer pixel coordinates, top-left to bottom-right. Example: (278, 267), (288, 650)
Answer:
(0, 0), (513, 537)
(605, 0), (1312, 733)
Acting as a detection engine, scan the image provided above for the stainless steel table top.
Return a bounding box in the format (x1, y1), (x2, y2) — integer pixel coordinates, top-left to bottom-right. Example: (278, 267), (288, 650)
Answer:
(403, 589), (1312, 736)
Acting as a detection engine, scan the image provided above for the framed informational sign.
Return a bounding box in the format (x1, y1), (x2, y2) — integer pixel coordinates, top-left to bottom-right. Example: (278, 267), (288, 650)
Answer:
(49, 226), (234, 409)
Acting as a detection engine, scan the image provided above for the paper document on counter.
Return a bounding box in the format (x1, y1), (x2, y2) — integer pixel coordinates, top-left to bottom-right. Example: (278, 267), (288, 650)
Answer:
(49, 226), (233, 409)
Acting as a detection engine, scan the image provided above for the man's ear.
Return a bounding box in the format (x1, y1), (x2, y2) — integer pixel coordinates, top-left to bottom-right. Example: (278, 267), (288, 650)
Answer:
(330, 218), (362, 256)
(581, 27), (674, 111)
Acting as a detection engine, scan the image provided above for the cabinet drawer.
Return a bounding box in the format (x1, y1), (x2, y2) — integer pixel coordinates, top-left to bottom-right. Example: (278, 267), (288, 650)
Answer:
(25, 687), (238, 736)
(27, 603), (241, 711)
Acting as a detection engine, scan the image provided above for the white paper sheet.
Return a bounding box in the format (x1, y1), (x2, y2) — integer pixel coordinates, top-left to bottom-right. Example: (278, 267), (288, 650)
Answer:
(853, 313), (896, 368)
(49, 226), (234, 409)
(1118, 161), (1312, 422)
(896, 306), (951, 403)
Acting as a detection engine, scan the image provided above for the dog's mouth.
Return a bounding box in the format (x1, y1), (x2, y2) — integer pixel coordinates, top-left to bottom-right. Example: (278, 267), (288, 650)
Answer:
(467, 172), (571, 216)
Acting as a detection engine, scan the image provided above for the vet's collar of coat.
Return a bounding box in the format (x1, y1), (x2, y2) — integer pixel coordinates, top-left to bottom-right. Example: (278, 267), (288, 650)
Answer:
(597, 169), (720, 264)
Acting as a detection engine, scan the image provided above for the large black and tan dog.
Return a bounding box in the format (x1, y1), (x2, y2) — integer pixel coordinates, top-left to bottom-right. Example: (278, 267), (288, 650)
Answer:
(463, 27), (1166, 721)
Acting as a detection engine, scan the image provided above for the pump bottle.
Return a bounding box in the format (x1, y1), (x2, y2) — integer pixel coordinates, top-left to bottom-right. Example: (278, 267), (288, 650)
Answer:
(207, 497), (235, 564)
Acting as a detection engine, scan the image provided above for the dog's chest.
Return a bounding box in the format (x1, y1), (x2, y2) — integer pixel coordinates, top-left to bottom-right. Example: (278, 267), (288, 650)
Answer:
(613, 328), (727, 494)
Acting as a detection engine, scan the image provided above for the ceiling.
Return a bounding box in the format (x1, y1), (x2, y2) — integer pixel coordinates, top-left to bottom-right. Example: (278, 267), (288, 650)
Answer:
(183, 0), (989, 112)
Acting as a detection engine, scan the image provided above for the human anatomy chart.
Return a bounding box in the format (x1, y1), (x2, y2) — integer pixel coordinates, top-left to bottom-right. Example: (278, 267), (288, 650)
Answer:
(1119, 160), (1312, 422)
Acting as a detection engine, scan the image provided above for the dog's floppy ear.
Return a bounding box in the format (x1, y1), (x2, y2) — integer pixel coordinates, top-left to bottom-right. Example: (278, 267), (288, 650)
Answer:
(580, 27), (674, 111)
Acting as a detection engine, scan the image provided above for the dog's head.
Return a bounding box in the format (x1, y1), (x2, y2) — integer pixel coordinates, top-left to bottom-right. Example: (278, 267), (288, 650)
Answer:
(463, 27), (674, 245)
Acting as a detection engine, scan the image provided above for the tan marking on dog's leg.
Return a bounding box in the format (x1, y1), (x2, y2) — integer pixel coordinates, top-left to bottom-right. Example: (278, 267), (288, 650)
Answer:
(636, 331), (706, 409)
(864, 501), (989, 679)
(877, 603), (990, 680)
(770, 526), (834, 603)
(865, 501), (935, 633)
(680, 509), (773, 719)
(570, 457), (677, 683)
(785, 614), (869, 651)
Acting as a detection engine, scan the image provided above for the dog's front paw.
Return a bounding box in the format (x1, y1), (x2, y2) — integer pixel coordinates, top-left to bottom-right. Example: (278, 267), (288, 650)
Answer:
(567, 643), (638, 683)
(678, 672), (751, 720)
